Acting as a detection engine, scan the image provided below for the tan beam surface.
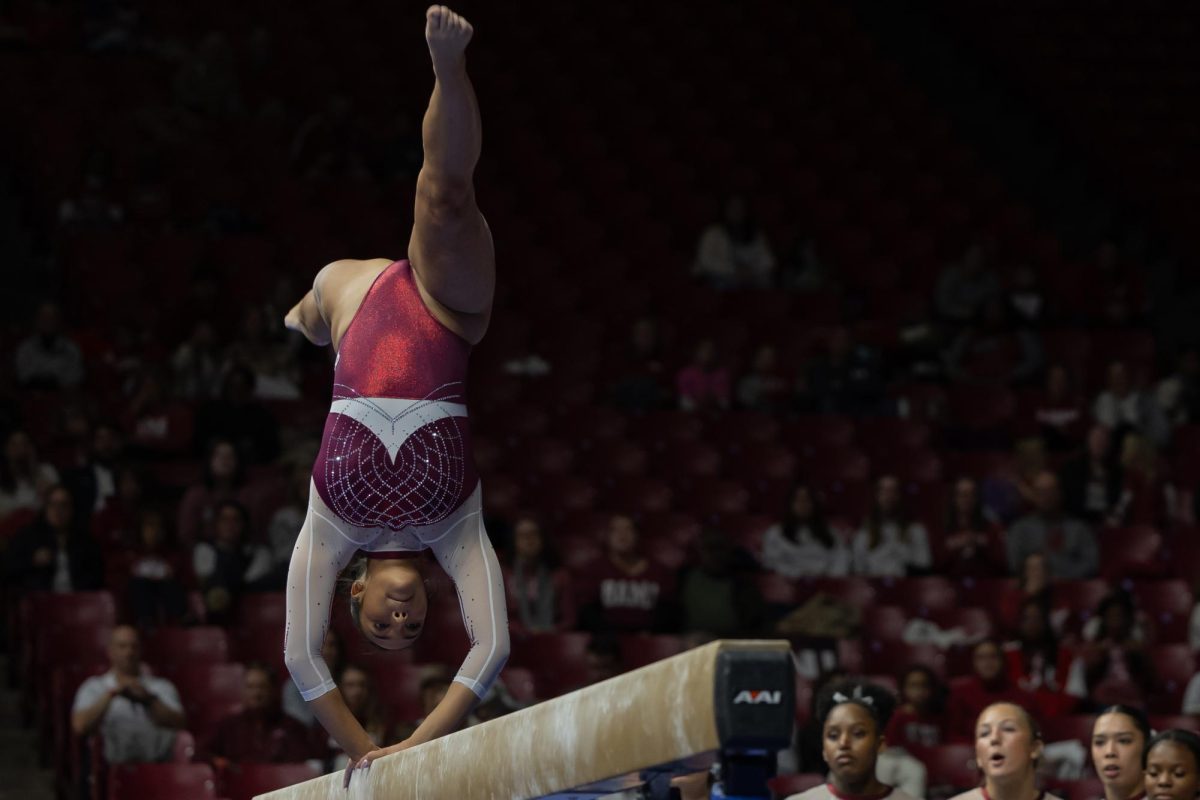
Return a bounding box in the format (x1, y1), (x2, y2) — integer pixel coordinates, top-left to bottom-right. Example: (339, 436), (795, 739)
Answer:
(257, 639), (789, 800)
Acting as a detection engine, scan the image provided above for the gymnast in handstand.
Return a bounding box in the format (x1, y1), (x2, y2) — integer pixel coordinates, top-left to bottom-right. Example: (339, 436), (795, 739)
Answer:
(281, 4), (507, 780)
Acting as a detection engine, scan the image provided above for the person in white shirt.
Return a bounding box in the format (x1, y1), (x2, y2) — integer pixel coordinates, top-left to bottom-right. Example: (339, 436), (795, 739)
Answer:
(1092, 361), (1169, 449)
(692, 195), (777, 289)
(785, 680), (920, 800)
(852, 475), (931, 577)
(70, 626), (185, 764)
(0, 430), (59, 519)
(14, 302), (84, 389)
(948, 702), (1064, 800)
(762, 483), (851, 578)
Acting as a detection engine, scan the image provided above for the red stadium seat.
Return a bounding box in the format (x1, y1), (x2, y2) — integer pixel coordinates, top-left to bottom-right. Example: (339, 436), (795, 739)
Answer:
(769, 773), (825, 799)
(1147, 645), (1195, 713)
(946, 385), (1017, 431)
(806, 577), (878, 609)
(1099, 527), (1164, 580)
(618, 634), (687, 670)
(930, 607), (995, 641)
(558, 534), (603, 571)
(726, 443), (799, 485)
(857, 418), (932, 451)
(143, 627), (230, 668)
(1131, 580), (1194, 643)
(1042, 715), (1098, 746)
(222, 764), (321, 800)
(677, 477), (751, 516)
(108, 763), (217, 800)
(640, 511), (702, 547)
(863, 641), (947, 679)
(627, 411), (704, 447)
(509, 632), (592, 672)
(862, 605), (909, 642)
(1055, 779), (1106, 800)
(603, 477), (674, 515)
(235, 592), (287, 632)
(501, 667), (538, 704)
(782, 416), (856, 452)
(923, 743), (980, 795)
(754, 573), (799, 607)
(877, 576), (958, 615)
(167, 663), (245, 743)
(522, 437), (578, 476)
(528, 475), (599, 517)
(801, 447), (871, 483)
(480, 473), (523, 517)
(584, 439), (649, 478)
(645, 538), (687, 570)
(720, 513), (775, 555)
(368, 662), (427, 722)
(651, 440), (722, 479)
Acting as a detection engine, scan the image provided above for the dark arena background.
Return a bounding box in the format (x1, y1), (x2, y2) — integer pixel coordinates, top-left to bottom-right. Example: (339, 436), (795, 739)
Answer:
(1, 0), (1199, 798)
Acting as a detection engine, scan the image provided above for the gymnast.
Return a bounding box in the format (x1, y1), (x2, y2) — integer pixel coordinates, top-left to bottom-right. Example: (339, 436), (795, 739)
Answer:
(280, 4), (508, 783)
(950, 702), (1064, 800)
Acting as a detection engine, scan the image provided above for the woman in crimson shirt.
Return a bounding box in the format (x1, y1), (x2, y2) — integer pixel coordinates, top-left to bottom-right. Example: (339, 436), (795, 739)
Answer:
(946, 639), (1037, 742)
(884, 666), (947, 754)
(1003, 598), (1077, 719)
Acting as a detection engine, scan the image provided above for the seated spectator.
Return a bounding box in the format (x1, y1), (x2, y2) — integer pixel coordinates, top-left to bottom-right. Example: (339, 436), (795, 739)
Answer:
(1005, 264), (1048, 328)
(884, 665), (947, 752)
(61, 421), (123, 516)
(1004, 598), (1077, 719)
(70, 626), (185, 764)
(1114, 434), (1169, 527)
(4, 485), (103, 592)
(1060, 424), (1124, 526)
(1093, 361), (1169, 449)
(0, 429), (59, 520)
(1031, 364), (1087, 452)
(935, 242), (1000, 325)
(171, 321), (225, 401)
(736, 344), (791, 412)
(941, 477), (1006, 577)
(805, 327), (887, 415)
(946, 639), (1036, 742)
(264, 456), (313, 586)
(91, 465), (149, 550)
(206, 663), (323, 768)
(1006, 471), (1098, 580)
(692, 195), (776, 289)
(225, 306), (301, 400)
(777, 229), (830, 291)
(609, 316), (669, 411)
(675, 339), (731, 412)
(283, 630), (343, 727)
(393, 670), (456, 743)
(852, 475), (931, 577)
(579, 514), (678, 633)
(761, 483), (851, 578)
(982, 437), (1046, 523)
(1156, 348), (1200, 428)
(678, 528), (764, 637)
(997, 552), (1070, 637)
(1072, 591), (1153, 710)
(1183, 671), (1200, 718)
(194, 364), (282, 464)
(192, 500), (271, 622)
(943, 298), (1042, 386)
(177, 438), (250, 547)
(15, 301), (84, 389)
(503, 514), (576, 636)
(127, 509), (188, 628)
(121, 367), (193, 455)
(337, 664), (390, 748)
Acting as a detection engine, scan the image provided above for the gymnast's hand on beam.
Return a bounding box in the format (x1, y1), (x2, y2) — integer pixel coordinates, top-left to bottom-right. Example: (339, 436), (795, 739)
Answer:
(342, 739), (414, 788)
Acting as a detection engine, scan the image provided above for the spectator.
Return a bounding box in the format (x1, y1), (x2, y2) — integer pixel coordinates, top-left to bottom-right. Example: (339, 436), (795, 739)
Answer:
(1156, 348), (1200, 428)
(1003, 598), (1076, 719)
(91, 465), (150, 550)
(941, 477), (1006, 577)
(678, 528), (764, 637)
(61, 421), (123, 515)
(997, 552), (1069, 637)
(580, 514), (678, 633)
(206, 663), (323, 767)
(884, 665), (947, 751)
(122, 367), (193, 455)
(1093, 361), (1169, 449)
(736, 344), (791, 412)
(609, 316), (669, 411)
(225, 306), (301, 400)
(283, 631), (343, 727)
(935, 242), (1000, 325)
(805, 327), (887, 415)
(1114, 434), (1169, 527)
(1183, 671), (1200, 718)
(852, 475), (931, 577)
(778, 229), (830, 291)
(1005, 265), (1048, 328)
(194, 364), (281, 464)
(4, 485), (103, 592)
(675, 339), (731, 412)
(171, 321), (225, 401)
(177, 438), (250, 547)
(265, 456), (313, 586)
(0, 429), (59, 519)
(1031, 364), (1087, 452)
(692, 195), (776, 289)
(393, 670), (457, 743)
(1091, 705), (1151, 800)
(1072, 591), (1153, 710)
(503, 514), (576, 636)
(335, 664), (389, 749)
(192, 500), (271, 622)
(16, 302), (85, 390)
(761, 484), (851, 578)
(1060, 425), (1124, 526)
(946, 640), (1036, 742)
(126, 509), (188, 628)
(982, 437), (1047, 523)
(1142, 730), (1200, 800)
(943, 298), (1042, 386)
(70, 626), (185, 764)
(1006, 471), (1098, 580)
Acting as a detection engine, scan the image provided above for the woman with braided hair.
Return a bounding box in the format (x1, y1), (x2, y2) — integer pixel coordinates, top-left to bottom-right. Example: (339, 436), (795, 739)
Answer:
(785, 680), (919, 800)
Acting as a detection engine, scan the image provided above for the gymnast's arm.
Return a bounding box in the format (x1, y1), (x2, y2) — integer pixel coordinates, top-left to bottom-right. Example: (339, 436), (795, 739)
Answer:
(283, 265), (334, 346)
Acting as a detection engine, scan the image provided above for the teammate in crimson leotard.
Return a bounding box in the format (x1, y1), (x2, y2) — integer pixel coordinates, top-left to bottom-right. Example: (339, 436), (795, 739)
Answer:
(281, 6), (507, 779)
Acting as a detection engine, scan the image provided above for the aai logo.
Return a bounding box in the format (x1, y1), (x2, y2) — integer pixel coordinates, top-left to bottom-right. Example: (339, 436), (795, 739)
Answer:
(732, 690), (783, 705)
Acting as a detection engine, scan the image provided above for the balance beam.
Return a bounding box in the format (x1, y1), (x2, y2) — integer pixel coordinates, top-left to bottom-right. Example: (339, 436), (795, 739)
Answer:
(257, 639), (794, 800)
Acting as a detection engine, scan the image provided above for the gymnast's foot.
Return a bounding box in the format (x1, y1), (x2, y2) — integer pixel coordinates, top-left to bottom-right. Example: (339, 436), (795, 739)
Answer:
(426, 5), (473, 77)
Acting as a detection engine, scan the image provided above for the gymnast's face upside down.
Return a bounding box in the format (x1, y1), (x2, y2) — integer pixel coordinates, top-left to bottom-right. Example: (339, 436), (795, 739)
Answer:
(350, 559), (429, 650)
